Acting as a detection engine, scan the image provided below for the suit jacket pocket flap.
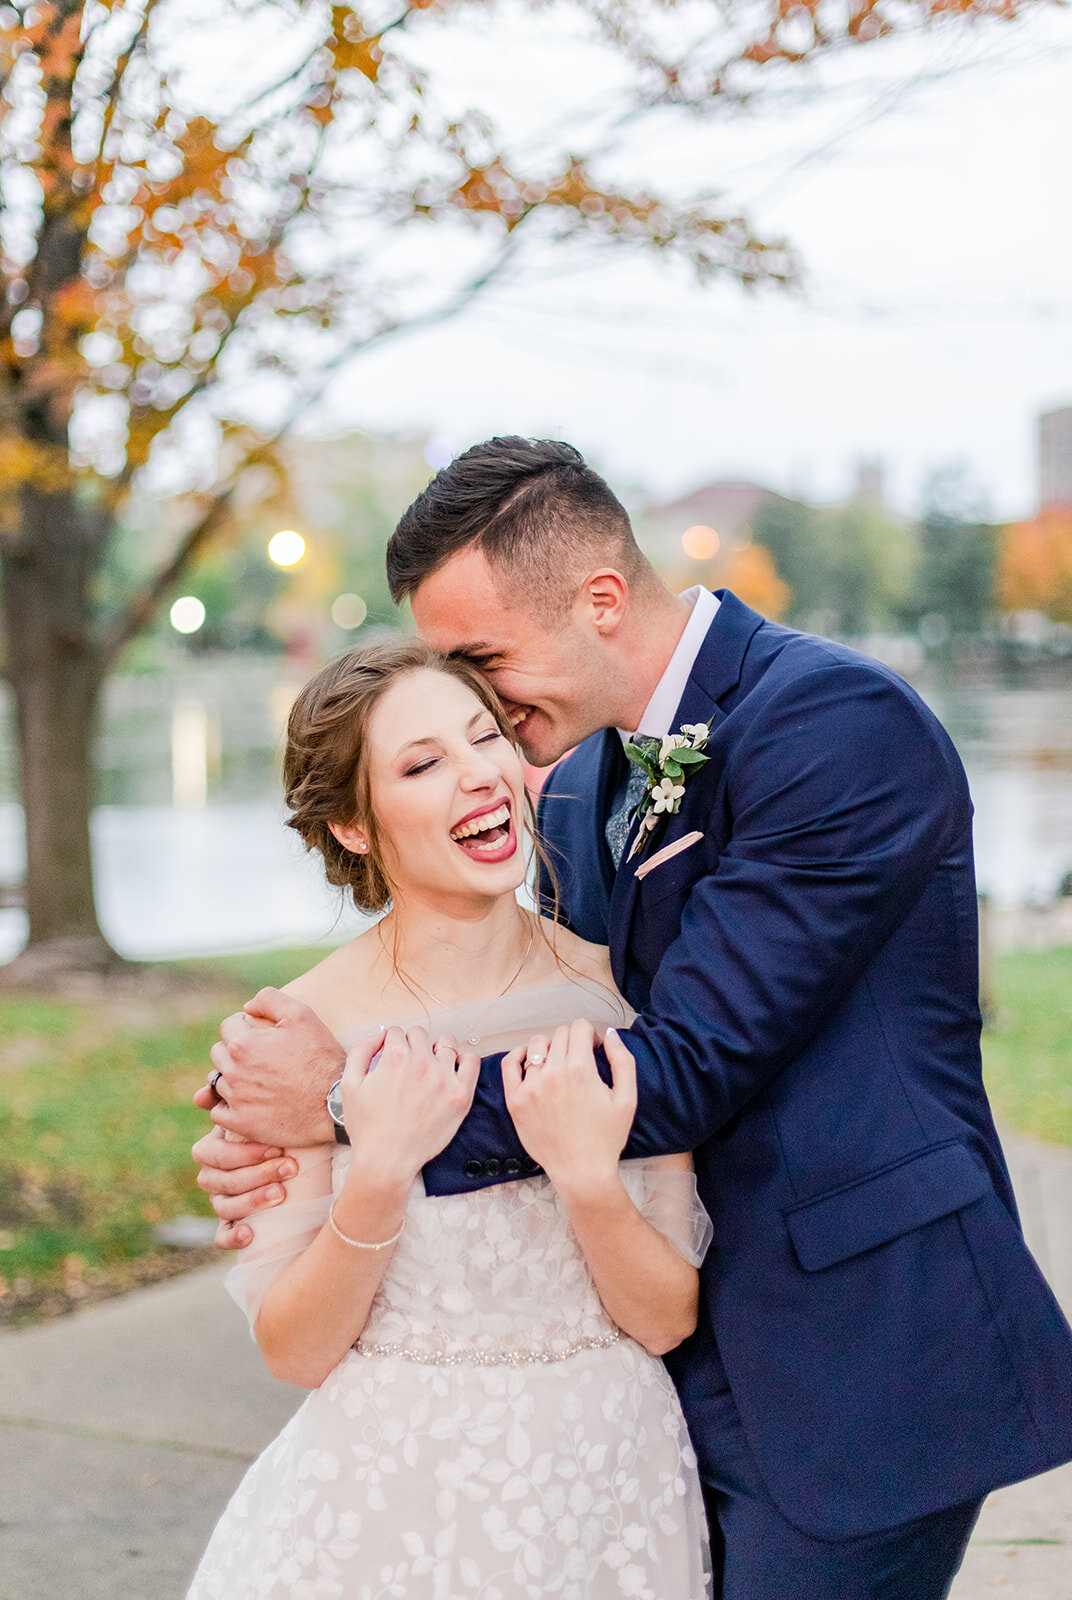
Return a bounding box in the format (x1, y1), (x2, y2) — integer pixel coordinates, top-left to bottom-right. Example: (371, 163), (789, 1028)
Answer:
(784, 1141), (991, 1273)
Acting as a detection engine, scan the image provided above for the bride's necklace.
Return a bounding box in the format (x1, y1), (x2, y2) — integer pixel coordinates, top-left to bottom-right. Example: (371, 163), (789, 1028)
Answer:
(379, 915), (537, 1046)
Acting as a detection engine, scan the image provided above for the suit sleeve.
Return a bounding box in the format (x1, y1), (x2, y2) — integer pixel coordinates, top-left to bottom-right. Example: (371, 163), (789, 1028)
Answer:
(424, 663), (968, 1193)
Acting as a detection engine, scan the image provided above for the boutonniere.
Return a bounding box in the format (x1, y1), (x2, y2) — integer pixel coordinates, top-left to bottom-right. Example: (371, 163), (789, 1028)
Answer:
(624, 721), (712, 861)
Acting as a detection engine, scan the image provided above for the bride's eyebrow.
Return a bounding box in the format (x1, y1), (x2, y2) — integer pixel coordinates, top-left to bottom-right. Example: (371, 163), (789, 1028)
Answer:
(394, 713), (489, 760)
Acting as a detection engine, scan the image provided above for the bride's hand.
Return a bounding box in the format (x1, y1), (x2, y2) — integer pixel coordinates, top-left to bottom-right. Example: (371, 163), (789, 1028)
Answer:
(341, 1025), (480, 1187)
(501, 1020), (637, 1200)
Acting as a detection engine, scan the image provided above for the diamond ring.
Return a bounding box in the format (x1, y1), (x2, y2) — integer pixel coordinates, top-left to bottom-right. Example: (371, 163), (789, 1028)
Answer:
(527, 1053), (547, 1066)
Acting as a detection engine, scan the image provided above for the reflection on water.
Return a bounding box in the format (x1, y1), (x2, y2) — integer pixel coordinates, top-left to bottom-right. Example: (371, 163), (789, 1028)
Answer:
(0, 658), (1070, 962)
(923, 675), (1072, 906)
(171, 700), (211, 810)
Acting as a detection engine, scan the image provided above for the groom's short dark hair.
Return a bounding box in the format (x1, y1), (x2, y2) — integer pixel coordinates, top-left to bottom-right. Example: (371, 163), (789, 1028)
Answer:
(386, 437), (649, 613)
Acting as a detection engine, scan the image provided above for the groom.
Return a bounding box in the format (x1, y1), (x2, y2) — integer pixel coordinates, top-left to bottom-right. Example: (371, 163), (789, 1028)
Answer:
(195, 438), (1072, 1597)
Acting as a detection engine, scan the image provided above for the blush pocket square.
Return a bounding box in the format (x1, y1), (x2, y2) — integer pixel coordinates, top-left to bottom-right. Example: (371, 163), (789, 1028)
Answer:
(634, 831), (704, 881)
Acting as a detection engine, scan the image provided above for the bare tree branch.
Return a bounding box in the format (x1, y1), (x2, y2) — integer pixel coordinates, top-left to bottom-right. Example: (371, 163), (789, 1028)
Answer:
(93, 0), (162, 161)
(100, 225), (525, 668)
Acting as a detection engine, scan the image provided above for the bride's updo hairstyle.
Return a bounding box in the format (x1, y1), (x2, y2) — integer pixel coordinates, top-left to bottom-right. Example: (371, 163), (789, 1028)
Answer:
(284, 638), (533, 913)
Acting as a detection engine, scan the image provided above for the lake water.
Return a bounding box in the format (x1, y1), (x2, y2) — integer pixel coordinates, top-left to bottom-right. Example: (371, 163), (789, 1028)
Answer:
(0, 657), (1070, 964)
(925, 674), (1072, 909)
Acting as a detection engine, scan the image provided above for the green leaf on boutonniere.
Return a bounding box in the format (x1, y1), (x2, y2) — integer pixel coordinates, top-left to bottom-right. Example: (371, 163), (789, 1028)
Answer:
(624, 741), (661, 780)
(672, 747), (708, 767)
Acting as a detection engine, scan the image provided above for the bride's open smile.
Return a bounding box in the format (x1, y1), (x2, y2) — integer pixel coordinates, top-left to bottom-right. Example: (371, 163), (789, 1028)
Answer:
(448, 796), (516, 860)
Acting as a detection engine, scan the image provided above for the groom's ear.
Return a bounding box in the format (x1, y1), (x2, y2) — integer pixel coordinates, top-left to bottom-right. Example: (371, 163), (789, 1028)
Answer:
(576, 568), (629, 636)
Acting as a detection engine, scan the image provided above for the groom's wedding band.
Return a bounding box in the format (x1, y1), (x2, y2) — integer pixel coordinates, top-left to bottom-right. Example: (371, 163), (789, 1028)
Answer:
(527, 1053), (546, 1066)
(209, 1069), (224, 1095)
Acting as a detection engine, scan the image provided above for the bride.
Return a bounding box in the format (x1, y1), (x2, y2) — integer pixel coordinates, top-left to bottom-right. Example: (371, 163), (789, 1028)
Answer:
(186, 639), (712, 1600)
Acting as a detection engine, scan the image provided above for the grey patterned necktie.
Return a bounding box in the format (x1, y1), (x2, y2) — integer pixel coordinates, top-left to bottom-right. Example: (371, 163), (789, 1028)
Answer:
(605, 737), (659, 868)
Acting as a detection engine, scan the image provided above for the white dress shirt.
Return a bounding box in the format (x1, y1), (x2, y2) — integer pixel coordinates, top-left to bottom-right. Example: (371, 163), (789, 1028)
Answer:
(621, 586), (721, 743)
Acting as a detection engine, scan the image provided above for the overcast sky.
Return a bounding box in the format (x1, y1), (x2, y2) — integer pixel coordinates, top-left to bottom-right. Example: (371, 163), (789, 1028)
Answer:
(299, 3), (1072, 520)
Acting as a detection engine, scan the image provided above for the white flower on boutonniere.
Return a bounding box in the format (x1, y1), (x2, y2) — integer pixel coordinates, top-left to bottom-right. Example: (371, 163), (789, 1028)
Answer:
(652, 776), (685, 812)
(624, 719), (713, 862)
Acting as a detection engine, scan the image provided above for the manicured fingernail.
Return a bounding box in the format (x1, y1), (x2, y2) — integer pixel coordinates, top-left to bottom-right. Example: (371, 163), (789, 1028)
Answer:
(264, 1148), (283, 1159)
(607, 1028), (618, 1040)
(235, 1227), (252, 1245)
(278, 1160), (297, 1179)
(266, 1185), (284, 1203)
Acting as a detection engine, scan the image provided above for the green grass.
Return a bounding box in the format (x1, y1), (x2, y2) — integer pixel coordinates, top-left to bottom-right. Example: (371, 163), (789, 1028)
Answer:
(0, 940), (1068, 1323)
(192, 945), (341, 993)
(981, 944), (1072, 1147)
(0, 945), (333, 1322)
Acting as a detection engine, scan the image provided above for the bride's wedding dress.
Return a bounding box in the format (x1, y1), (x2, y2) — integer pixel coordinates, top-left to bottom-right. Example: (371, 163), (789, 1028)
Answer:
(187, 981), (713, 1600)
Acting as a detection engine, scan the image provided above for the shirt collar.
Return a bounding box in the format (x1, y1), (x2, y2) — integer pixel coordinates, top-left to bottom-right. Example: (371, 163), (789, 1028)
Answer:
(619, 586), (721, 745)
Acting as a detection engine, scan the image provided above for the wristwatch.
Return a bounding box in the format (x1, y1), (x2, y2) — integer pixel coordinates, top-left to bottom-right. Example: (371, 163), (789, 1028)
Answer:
(327, 1077), (350, 1146)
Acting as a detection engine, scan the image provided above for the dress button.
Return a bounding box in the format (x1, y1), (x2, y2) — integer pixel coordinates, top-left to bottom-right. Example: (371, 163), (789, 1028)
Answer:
(503, 1157), (521, 1175)
(463, 1160), (484, 1179)
(484, 1158), (502, 1177)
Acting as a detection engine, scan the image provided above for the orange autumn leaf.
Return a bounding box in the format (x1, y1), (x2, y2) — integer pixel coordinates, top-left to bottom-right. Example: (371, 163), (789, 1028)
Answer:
(329, 8), (383, 81)
(24, 7), (82, 82)
(997, 511), (1072, 623)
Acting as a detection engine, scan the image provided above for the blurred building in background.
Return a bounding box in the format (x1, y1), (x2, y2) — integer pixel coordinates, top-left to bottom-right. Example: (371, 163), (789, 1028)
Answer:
(634, 465), (919, 640)
(994, 407), (1072, 633)
(1039, 407), (1072, 510)
(637, 480), (789, 563)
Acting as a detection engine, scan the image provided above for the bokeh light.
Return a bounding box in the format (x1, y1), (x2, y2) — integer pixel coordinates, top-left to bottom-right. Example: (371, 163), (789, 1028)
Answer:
(268, 529), (307, 567)
(331, 592), (368, 629)
(682, 525), (720, 561)
(169, 596), (206, 634)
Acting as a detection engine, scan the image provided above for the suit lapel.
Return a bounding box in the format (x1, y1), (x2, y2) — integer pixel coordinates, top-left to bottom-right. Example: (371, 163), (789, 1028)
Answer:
(682, 589), (765, 710)
(607, 590), (766, 989)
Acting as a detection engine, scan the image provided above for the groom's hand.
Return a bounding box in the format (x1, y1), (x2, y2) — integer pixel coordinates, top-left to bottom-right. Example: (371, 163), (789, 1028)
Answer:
(199, 986), (345, 1147)
(191, 1127), (297, 1250)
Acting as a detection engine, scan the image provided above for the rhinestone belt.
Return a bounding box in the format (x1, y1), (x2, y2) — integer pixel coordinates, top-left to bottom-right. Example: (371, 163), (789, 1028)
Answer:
(352, 1329), (623, 1368)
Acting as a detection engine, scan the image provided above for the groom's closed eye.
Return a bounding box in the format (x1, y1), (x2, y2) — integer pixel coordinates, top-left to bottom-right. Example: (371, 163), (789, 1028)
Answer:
(448, 647), (495, 668)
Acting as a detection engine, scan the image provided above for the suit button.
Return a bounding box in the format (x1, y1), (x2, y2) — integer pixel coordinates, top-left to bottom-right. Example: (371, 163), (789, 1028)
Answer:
(525, 1158), (542, 1175)
(463, 1160), (484, 1179)
(503, 1158), (521, 1175)
(484, 1158), (502, 1177)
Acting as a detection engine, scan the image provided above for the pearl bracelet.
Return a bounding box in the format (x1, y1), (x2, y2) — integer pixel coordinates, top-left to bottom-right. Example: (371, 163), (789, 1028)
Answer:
(328, 1203), (406, 1251)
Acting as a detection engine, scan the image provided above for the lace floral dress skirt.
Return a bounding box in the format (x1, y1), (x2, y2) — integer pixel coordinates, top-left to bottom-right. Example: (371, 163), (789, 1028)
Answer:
(186, 986), (713, 1600)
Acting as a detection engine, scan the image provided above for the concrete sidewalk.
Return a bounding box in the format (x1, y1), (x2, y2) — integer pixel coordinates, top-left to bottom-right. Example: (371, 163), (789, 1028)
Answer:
(0, 1261), (298, 1600)
(949, 1130), (1072, 1600)
(1, 1130), (1069, 1600)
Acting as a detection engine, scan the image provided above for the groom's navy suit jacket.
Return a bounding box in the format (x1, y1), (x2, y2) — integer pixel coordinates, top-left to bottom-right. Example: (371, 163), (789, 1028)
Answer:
(425, 592), (1072, 1540)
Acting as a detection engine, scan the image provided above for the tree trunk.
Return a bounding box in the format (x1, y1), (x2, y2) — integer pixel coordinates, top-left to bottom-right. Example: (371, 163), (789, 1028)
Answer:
(1, 482), (120, 974)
